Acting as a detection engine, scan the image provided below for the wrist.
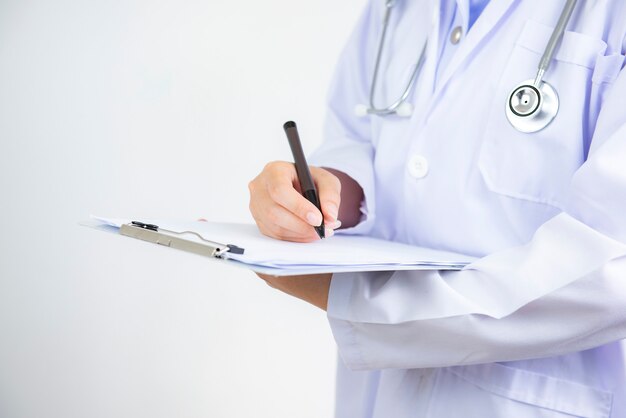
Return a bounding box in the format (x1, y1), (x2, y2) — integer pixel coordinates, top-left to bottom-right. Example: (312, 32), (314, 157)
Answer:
(322, 168), (364, 229)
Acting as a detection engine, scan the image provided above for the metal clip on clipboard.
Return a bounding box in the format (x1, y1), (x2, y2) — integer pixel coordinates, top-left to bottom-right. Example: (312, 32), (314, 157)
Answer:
(120, 221), (244, 258)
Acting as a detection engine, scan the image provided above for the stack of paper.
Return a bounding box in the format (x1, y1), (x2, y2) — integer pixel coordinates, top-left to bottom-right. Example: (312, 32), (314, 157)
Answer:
(87, 217), (475, 276)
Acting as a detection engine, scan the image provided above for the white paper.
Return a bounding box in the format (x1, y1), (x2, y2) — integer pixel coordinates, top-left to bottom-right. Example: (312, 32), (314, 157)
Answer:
(88, 216), (475, 274)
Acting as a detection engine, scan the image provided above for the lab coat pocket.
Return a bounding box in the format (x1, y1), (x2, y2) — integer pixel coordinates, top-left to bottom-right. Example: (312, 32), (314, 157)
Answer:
(478, 20), (609, 211)
(425, 364), (612, 418)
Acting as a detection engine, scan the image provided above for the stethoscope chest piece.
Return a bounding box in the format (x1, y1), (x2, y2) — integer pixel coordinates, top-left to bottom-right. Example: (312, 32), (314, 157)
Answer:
(505, 79), (559, 133)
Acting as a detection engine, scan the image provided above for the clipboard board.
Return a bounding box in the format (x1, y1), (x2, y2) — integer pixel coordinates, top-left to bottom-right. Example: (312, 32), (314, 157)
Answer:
(85, 216), (476, 276)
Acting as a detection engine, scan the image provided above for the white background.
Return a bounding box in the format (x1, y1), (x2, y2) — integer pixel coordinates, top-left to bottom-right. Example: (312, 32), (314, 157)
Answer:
(0, 0), (364, 416)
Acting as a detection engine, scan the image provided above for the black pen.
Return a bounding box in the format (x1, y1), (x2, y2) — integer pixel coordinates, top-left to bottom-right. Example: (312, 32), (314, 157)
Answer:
(283, 121), (325, 239)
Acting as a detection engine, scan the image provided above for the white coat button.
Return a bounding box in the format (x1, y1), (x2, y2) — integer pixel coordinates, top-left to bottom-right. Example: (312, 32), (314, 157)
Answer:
(450, 26), (463, 45)
(407, 154), (429, 179)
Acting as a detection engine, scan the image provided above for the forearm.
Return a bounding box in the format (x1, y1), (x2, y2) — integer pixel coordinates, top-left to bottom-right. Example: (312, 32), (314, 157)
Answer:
(258, 273), (332, 311)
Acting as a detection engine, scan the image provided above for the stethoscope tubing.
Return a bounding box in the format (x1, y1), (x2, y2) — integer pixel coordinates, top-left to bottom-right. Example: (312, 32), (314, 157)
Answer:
(366, 0), (426, 116)
(361, 0), (578, 129)
(534, 0), (577, 87)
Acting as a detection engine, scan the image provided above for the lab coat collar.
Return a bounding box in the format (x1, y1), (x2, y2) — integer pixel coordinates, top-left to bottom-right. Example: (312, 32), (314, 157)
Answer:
(434, 0), (518, 95)
(456, 0), (470, 32)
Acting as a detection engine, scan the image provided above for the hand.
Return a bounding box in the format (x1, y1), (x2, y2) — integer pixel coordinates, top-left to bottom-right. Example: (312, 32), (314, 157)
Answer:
(248, 162), (364, 310)
(248, 161), (342, 242)
(257, 273), (332, 311)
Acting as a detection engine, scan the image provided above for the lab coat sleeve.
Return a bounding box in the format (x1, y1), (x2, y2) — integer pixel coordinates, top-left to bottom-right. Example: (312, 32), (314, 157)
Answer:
(307, 1), (379, 235)
(327, 64), (626, 370)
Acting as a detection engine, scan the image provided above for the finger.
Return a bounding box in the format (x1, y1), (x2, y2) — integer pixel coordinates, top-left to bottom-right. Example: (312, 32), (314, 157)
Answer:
(266, 180), (324, 227)
(250, 193), (314, 237)
(311, 167), (341, 223)
(254, 207), (336, 241)
(256, 218), (321, 243)
(262, 196), (321, 237)
(328, 219), (342, 230)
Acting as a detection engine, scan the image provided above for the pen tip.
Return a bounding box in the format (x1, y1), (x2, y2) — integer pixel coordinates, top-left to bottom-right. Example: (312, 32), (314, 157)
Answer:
(283, 121), (296, 130)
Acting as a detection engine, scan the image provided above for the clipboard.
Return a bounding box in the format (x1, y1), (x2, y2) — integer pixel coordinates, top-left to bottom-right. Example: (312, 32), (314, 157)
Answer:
(85, 216), (476, 276)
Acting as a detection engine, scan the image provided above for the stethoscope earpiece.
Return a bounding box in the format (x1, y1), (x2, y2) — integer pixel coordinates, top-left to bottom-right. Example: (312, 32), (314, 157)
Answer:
(354, 104), (370, 117)
(395, 102), (414, 117)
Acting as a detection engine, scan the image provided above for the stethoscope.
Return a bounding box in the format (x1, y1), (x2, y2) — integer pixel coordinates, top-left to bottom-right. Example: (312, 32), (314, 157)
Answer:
(356, 0), (578, 134)
(354, 0), (425, 118)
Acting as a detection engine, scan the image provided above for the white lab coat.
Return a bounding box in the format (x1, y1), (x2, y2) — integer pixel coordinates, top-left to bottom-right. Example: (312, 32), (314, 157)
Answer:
(308, 0), (626, 416)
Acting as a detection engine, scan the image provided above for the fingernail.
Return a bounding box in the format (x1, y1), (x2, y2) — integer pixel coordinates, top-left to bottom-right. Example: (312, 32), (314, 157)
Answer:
(325, 228), (335, 237)
(330, 219), (342, 229)
(326, 203), (339, 220)
(306, 212), (322, 226)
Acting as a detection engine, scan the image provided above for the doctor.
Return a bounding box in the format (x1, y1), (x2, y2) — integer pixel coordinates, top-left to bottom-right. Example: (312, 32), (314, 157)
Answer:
(248, 0), (626, 416)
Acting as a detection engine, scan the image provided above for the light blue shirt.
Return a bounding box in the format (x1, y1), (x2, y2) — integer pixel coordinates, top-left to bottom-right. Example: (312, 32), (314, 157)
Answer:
(469, 0), (490, 27)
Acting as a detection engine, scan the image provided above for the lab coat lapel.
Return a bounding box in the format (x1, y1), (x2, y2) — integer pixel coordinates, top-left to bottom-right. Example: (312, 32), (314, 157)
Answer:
(419, 0), (444, 96)
(435, 0), (519, 95)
